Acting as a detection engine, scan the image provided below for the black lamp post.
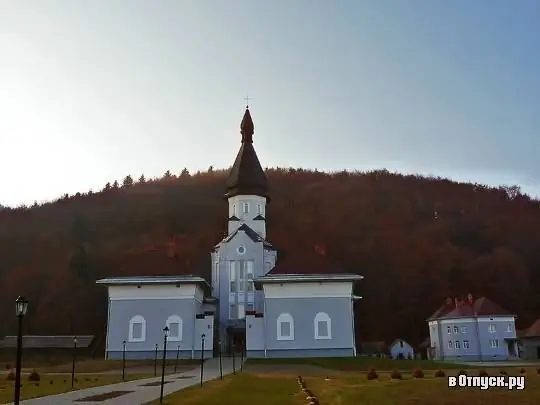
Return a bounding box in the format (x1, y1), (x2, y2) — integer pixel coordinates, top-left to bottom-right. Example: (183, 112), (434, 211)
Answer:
(14, 296), (28, 405)
(174, 345), (180, 373)
(218, 340), (223, 380)
(232, 343), (236, 375)
(154, 344), (158, 376)
(71, 336), (77, 388)
(240, 340), (244, 372)
(122, 340), (126, 381)
(199, 333), (205, 387)
(159, 326), (169, 405)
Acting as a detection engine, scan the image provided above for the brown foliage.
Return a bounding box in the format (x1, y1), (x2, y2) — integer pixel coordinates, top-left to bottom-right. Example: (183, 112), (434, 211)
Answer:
(0, 168), (539, 345)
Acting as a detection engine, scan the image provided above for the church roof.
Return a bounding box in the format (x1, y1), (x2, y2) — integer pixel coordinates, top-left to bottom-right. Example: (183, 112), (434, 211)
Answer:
(224, 107), (269, 200)
(428, 295), (513, 320)
(217, 223), (276, 251)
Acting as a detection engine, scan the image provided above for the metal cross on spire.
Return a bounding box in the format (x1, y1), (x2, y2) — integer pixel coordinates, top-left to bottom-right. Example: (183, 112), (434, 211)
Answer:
(244, 96), (252, 108)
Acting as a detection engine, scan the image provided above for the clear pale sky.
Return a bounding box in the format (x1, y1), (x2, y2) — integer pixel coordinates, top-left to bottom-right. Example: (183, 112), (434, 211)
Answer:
(0, 1), (539, 207)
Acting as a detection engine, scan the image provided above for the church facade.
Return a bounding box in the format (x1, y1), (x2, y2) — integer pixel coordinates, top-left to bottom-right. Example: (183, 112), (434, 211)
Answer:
(97, 107), (363, 359)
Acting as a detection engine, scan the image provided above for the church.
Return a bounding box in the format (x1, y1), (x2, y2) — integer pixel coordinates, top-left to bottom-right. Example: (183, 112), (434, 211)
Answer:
(97, 106), (363, 359)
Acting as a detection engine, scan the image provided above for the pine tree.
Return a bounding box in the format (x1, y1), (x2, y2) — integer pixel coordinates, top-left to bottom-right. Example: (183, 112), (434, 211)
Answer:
(138, 174), (146, 183)
(122, 175), (134, 188)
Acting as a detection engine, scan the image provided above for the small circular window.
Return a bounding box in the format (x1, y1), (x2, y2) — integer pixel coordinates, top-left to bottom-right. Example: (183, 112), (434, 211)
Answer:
(237, 246), (246, 255)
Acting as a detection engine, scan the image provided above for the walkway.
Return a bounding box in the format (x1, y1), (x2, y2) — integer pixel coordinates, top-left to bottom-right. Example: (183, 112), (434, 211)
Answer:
(6, 357), (241, 405)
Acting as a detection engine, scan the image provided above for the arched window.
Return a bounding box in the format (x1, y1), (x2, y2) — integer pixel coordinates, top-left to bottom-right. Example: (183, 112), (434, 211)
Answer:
(166, 315), (183, 341)
(314, 312), (332, 340)
(128, 315), (146, 342)
(277, 313), (294, 341)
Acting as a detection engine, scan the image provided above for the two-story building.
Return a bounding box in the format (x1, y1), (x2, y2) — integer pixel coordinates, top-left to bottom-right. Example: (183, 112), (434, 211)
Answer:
(97, 106), (363, 359)
(427, 294), (518, 361)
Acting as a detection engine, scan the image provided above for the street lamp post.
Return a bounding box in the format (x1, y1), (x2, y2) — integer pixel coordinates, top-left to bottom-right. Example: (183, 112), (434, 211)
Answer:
(159, 326), (169, 405)
(154, 344), (158, 377)
(122, 341), (126, 381)
(14, 296), (28, 405)
(232, 343), (236, 375)
(71, 336), (77, 388)
(240, 340), (244, 372)
(218, 340), (223, 380)
(174, 345), (180, 373)
(200, 333), (205, 387)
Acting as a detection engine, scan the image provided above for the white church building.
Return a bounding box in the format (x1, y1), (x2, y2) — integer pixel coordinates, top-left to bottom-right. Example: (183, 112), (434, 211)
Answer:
(97, 107), (363, 359)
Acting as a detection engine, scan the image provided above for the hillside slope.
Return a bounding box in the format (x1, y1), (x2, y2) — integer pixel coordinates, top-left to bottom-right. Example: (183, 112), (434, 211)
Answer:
(0, 168), (539, 345)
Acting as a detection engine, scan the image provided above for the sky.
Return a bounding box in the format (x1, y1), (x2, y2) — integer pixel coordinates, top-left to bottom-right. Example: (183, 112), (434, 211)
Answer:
(0, 1), (539, 207)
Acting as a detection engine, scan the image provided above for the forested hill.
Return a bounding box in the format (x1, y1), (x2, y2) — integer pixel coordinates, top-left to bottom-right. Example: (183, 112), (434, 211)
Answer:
(1, 167), (539, 345)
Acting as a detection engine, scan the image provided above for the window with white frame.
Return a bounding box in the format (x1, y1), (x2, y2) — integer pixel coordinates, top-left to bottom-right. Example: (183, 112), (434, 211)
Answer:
(455, 340), (461, 349)
(447, 325), (452, 334)
(246, 261), (254, 292)
(242, 202), (249, 214)
(506, 323), (513, 332)
(463, 340), (470, 349)
(233, 204), (238, 217)
(166, 315), (183, 341)
(277, 313), (294, 341)
(489, 339), (499, 348)
(238, 262), (246, 293)
(229, 261), (237, 292)
(447, 340), (453, 349)
(314, 312), (332, 340)
(461, 326), (468, 334)
(257, 203), (263, 215)
(246, 302), (254, 312)
(229, 303), (237, 320)
(453, 326), (459, 334)
(488, 324), (496, 333)
(128, 315), (146, 342)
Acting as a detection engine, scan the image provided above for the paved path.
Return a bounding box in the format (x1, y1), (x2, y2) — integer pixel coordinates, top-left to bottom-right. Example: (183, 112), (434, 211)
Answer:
(6, 357), (241, 405)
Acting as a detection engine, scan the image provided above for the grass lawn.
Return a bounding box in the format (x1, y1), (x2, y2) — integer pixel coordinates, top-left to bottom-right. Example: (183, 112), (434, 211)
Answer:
(0, 373), (155, 403)
(34, 359), (199, 373)
(149, 369), (540, 405)
(246, 356), (472, 371)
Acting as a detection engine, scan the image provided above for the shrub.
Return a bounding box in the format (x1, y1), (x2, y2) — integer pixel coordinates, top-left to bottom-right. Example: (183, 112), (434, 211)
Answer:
(458, 370), (467, 376)
(49, 380), (53, 385)
(28, 370), (40, 382)
(434, 369), (445, 378)
(478, 369), (488, 377)
(412, 368), (424, 378)
(536, 367), (540, 375)
(366, 368), (378, 380)
(6, 370), (15, 381)
(390, 369), (402, 379)
(500, 370), (507, 375)
(520, 368), (526, 374)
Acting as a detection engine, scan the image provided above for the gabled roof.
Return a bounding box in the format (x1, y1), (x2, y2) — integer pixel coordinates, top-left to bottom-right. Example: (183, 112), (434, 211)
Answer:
(224, 107), (269, 200)
(428, 296), (513, 320)
(217, 223), (276, 251)
(96, 275), (210, 289)
(522, 318), (540, 338)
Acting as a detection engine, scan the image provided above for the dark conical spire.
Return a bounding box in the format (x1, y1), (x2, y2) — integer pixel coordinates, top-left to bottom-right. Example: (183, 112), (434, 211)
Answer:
(225, 107), (269, 201)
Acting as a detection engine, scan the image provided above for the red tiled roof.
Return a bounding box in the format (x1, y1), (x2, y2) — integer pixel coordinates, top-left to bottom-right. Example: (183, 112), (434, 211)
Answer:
(523, 318), (540, 338)
(430, 296), (512, 320)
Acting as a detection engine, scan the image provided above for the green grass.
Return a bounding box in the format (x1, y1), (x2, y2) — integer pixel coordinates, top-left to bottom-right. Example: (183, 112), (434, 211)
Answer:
(146, 373), (305, 405)
(150, 369), (540, 405)
(0, 373), (155, 403)
(246, 356), (471, 371)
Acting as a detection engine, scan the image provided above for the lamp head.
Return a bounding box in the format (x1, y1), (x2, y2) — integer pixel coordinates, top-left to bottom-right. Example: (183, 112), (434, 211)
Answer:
(15, 296), (28, 317)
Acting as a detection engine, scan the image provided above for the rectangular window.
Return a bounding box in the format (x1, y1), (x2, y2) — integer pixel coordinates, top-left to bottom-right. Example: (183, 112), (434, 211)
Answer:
(506, 324), (513, 332)
(238, 303), (245, 319)
(246, 261), (254, 292)
(233, 204), (238, 217)
(455, 340), (461, 349)
(229, 261), (237, 292)
(132, 323), (143, 340)
(488, 324), (496, 333)
(453, 326), (459, 333)
(447, 341), (453, 349)
(257, 203), (263, 215)
(463, 340), (470, 349)
(229, 303), (237, 319)
(447, 325), (452, 334)
(280, 321), (291, 337)
(317, 321), (329, 338)
(489, 339), (499, 348)
(246, 302), (254, 312)
(168, 322), (180, 339)
(461, 326), (468, 334)
(242, 202), (249, 214)
(238, 262), (246, 293)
